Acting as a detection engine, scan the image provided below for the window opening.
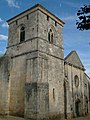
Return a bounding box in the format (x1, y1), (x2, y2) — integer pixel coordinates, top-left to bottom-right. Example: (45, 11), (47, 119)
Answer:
(20, 26), (25, 42)
(48, 29), (53, 43)
(55, 21), (57, 26)
(74, 75), (79, 87)
(27, 15), (29, 20)
(53, 88), (55, 100)
(47, 15), (49, 21)
(16, 20), (17, 25)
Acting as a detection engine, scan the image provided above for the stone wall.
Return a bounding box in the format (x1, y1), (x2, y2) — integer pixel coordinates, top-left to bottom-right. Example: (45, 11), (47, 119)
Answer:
(0, 4), (90, 120)
(38, 10), (63, 48)
(9, 55), (26, 117)
(25, 83), (49, 119)
(7, 6), (65, 119)
(7, 10), (39, 117)
(0, 55), (9, 115)
(37, 10), (64, 119)
(64, 63), (85, 118)
(8, 11), (38, 47)
(83, 74), (90, 115)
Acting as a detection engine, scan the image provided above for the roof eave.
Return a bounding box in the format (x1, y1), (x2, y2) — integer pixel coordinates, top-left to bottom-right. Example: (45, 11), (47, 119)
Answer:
(7, 4), (65, 26)
(64, 61), (85, 71)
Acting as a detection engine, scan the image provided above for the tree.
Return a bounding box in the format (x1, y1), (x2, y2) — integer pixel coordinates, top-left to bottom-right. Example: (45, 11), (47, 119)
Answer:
(76, 4), (90, 30)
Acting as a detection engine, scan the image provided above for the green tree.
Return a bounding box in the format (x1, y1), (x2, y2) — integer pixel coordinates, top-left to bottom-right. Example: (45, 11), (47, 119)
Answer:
(76, 5), (90, 30)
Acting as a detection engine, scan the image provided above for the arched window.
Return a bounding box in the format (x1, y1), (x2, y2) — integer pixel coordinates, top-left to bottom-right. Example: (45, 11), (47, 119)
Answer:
(48, 29), (53, 43)
(20, 26), (25, 42)
(74, 75), (79, 87)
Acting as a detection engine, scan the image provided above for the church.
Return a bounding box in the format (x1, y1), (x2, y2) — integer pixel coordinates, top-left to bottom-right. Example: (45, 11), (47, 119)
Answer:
(0, 4), (90, 120)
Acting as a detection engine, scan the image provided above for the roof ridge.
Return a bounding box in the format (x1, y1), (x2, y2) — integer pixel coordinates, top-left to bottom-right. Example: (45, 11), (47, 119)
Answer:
(65, 50), (84, 69)
(65, 50), (76, 60)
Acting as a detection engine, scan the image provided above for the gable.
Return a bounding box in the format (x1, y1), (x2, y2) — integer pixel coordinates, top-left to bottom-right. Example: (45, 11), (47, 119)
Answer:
(65, 51), (84, 70)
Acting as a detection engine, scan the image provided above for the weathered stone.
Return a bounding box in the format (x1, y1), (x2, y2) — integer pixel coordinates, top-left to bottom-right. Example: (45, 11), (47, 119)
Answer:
(64, 51), (90, 118)
(0, 4), (90, 120)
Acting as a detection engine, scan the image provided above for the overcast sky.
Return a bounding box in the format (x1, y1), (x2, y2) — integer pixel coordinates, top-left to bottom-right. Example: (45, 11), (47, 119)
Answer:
(0, 0), (90, 75)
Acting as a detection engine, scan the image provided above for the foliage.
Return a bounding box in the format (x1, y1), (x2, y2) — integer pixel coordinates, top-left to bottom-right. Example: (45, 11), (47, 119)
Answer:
(76, 5), (90, 30)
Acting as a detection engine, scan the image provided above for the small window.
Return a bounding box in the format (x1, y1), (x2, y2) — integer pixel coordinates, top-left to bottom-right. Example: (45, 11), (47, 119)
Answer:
(55, 21), (57, 26)
(48, 29), (53, 43)
(48, 31), (50, 42)
(74, 75), (79, 87)
(53, 88), (55, 100)
(20, 26), (25, 42)
(16, 20), (18, 25)
(27, 15), (29, 20)
(47, 15), (49, 21)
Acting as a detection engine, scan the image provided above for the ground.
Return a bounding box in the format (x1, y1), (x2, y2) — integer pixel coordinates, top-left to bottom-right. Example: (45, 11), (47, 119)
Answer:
(0, 116), (24, 120)
(71, 115), (90, 120)
(0, 115), (90, 120)
(72, 115), (90, 120)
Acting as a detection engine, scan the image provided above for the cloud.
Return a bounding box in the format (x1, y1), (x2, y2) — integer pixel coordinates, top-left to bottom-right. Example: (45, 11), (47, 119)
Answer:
(6, 0), (20, 8)
(0, 18), (3, 23)
(0, 34), (8, 41)
(0, 51), (4, 54)
(2, 22), (9, 28)
(61, 15), (76, 21)
(0, 18), (8, 28)
(63, 1), (79, 8)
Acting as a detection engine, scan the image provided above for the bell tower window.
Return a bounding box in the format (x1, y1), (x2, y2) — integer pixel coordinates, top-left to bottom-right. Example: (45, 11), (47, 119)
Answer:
(20, 26), (25, 42)
(48, 29), (53, 43)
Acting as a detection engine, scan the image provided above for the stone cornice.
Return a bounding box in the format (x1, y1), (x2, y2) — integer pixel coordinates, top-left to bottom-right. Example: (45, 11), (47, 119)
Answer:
(7, 4), (64, 26)
(64, 61), (85, 71)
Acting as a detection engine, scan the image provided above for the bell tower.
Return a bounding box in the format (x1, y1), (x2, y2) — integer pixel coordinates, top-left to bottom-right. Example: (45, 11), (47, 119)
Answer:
(7, 4), (65, 119)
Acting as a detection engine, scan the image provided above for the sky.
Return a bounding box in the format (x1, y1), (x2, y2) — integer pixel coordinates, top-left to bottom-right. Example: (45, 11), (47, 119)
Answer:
(0, 0), (90, 75)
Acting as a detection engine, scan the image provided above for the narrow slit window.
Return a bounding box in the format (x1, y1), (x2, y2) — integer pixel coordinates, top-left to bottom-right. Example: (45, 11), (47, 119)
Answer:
(16, 20), (18, 25)
(20, 26), (25, 42)
(55, 21), (57, 26)
(48, 29), (53, 44)
(27, 15), (29, 20)
(53, 88), (55, 100)
(51, 33), (53, 43)
(48, 31), (50, 43)
(47, 15), (49, 21)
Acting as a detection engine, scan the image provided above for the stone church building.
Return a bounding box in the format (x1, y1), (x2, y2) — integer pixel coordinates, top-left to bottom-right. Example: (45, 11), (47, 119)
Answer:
(0, 4), (90, 120)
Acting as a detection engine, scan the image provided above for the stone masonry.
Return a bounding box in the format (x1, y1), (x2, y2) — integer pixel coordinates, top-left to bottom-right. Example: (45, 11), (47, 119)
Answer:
(0, 4), (90, 120)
